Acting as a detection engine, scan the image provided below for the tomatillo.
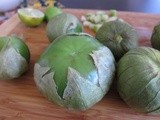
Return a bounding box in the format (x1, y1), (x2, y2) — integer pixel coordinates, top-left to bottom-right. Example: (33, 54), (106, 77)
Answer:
(96, 20), (138, 61)
(34, 33), (115, 110)
(46, 13), (83, 42)
(118, 47), (160, 113)
(0, 36), (30, 80)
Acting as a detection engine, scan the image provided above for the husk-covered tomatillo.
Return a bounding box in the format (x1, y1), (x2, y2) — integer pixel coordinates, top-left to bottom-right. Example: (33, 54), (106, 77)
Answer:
(151, 23), (160, 50)
(0, 36), (30, 80)
(117, 47), (160, 113)
(96, 20), (138, 61)
(34, 33), (115, 110)
(46, 13), (83, 42)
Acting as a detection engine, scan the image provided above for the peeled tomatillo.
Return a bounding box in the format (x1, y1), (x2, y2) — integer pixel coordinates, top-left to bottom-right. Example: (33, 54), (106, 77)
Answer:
(44, 6), (62, 21)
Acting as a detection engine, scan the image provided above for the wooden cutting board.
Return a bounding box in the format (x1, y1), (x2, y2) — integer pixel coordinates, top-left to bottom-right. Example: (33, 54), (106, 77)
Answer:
(0, 9), (160, 120)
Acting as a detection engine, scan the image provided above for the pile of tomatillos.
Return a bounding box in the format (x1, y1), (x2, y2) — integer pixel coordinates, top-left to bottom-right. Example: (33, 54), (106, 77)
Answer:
(2, 6), (160, 114)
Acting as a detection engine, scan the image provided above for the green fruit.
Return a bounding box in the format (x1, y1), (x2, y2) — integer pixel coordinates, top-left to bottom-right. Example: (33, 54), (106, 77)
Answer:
(96, 20), (138, 61)
(34, 33), (115, 110)
(151, 24), (160, 50)
(46, 13), (83, 42)
(108, 9), (117, 17)
(0, 36), (30, 62)
(117, 47), (160, 113)
(18, 8), (44, 27)
(0, 36), (30, 80)
(44, 6), (62, 21)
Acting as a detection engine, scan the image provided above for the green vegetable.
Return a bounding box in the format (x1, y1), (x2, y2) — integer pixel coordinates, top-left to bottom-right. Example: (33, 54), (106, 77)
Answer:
(44, 6), (63, 21)
(46, 13), (83, 42)
(81, 10), (121, 32)
(0, 36), (30, 80)
(117, 47), (160, 113)
(96, 20), (138, 61)
(34, 33), (115, 110)
(93, 24), (102, 32)
(151, 23), (160, 50)
(108, 10), (117, 17)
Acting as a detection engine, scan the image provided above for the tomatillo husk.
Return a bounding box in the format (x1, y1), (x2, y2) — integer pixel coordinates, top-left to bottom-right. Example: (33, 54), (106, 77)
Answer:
(34, 33), (115, 110)
(46, 13), (83, 42)
(0, 36), (30, 80)
(117, 47), (160, 114)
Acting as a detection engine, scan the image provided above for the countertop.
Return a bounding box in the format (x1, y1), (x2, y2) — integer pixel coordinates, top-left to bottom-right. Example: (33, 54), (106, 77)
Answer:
(0, 8), (160, 120)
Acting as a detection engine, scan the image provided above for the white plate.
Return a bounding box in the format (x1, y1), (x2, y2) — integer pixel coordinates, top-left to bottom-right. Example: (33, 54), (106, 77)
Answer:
(0, 0), (21, 12)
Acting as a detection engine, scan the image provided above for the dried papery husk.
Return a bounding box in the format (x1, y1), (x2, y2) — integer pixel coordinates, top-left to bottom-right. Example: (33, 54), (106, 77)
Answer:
(46, 13), (83, 42)
(34, 35), (115, 110)
(117, 47), (160, 113)
(0, 39), (28, 80)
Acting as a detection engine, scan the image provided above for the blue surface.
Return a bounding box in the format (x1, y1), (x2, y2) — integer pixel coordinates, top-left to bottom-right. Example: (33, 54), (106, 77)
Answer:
(59, 0), (160, 14)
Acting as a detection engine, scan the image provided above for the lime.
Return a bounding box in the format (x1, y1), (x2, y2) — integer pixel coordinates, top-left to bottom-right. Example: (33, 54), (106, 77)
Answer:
(44, 7), (62, 21)
(18, 8), (45, 27)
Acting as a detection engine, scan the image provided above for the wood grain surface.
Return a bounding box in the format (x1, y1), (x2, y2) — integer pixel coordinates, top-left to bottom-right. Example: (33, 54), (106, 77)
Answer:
(0, 9), (160, 120)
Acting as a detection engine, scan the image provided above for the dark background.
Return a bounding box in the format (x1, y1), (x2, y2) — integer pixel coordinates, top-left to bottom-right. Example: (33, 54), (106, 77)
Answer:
(58, 0), (160, 14)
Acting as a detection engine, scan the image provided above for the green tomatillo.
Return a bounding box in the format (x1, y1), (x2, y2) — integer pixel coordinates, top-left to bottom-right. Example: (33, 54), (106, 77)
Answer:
(96, 20), (138, 61)
(34, 33), (115, 110)
(117, 47), (160, 114)
(44, 6), (63, 21)
(46, 13), (83, 42)
(151, 23), (160, 50)
(0, 36), (30, 80)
